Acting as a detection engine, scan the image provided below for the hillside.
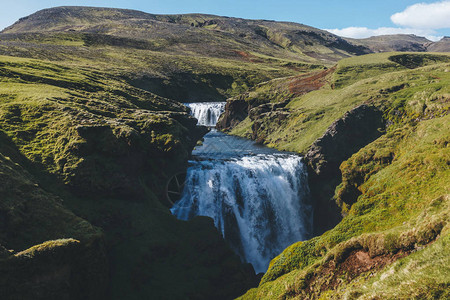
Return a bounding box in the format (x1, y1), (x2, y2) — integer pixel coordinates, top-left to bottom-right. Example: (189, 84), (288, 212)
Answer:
(345, 34), (450, 53)
(345, 34), (431, 53)
(428, 37), (450, 52)
(0, 6), (375, 103)
(0, 6), (449, 300)
(219, 52), (450, 299)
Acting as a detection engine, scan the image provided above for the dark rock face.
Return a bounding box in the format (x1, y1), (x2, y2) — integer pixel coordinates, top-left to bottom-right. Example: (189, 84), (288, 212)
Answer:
(216, 96), (289, 135)
(216, 96), (252, 131)
(305, 105), (385, 234)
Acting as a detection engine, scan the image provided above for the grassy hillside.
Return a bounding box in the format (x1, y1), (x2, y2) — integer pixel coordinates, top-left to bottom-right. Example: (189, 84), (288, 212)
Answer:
(0, 54), (259, 299)
(229, 52), (450, 299)
(0, 6), (373, 103)
(228, 52), (450, 152)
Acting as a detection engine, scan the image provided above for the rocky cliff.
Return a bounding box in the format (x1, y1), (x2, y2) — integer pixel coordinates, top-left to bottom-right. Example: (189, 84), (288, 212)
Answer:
(305, 104), (385, 234)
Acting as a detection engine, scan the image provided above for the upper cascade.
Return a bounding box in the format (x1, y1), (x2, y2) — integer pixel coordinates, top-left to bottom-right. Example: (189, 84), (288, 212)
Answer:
(185, 102), (226, 127)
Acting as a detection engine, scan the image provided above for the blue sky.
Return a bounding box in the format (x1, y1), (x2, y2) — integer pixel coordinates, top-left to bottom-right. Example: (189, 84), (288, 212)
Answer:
(1, 0), (450, 41)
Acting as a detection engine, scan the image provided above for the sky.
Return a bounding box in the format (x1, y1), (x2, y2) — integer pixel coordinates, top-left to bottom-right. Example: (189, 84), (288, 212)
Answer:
(1, 0), (450, 41)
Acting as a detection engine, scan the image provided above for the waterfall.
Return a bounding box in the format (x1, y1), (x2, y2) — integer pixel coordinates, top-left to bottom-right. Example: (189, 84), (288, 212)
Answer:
(171, 102), (312, 273)
(185, 102), (226, 126)
(171, 154), (312, 273)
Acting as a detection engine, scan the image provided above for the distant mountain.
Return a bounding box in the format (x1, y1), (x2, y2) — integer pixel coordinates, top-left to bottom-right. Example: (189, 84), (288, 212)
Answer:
(345, 34), (450, 53)
(427, 36), (450, 52)
(1, 6), (368, 64)
(345, 34), (431, 53)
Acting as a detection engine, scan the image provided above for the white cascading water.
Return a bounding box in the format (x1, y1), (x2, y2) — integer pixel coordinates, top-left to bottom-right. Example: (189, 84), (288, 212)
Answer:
(185, 102), (226, 126)
(171, 102), (312, 273)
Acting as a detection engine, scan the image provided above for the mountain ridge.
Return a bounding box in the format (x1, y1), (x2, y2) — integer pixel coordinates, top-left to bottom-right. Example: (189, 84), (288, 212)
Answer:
(3, 6), (449, 56)
(0, 6), (369, 64)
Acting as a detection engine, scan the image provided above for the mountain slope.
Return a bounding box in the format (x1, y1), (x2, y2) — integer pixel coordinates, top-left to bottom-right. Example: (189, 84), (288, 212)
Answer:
(428, 36), (450, 52)
(2, 6), (368, 64)
(221, 52), (450, 299)
(345, 34), (431, 53)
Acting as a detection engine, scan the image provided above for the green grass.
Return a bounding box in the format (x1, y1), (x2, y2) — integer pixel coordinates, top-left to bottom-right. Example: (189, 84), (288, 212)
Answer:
(230, 53), (450, 154)
(235, 53), (450, 299)
(0, 52), (259, 299)
(343, 230), (450, 299)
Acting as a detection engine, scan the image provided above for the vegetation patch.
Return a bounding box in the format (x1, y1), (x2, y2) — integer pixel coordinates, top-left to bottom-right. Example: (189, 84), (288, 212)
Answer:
(233, 53), (450, 299)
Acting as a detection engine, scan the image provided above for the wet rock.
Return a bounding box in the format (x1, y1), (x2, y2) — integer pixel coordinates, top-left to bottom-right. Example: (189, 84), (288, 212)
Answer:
(216, 97), (250, 131)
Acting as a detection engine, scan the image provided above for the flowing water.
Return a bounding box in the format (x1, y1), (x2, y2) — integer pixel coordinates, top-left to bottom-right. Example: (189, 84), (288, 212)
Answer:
(185, 102), (226, 126)
(171, 102), (312, 273)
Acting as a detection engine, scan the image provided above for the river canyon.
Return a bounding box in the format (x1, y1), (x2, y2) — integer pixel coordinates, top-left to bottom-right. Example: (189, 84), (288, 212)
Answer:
(171, 102), (313, 273)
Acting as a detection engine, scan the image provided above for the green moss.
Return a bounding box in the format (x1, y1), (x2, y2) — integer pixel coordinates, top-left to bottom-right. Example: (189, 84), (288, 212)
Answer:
(230, 52), (450, 154)
(238, 53), (450, 299)
(0, 52), (254, 299)
(15, 239), (80, 258)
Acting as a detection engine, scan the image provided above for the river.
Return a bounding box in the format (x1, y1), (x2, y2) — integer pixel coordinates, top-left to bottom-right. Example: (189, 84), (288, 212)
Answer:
(171, 102), (312, 273)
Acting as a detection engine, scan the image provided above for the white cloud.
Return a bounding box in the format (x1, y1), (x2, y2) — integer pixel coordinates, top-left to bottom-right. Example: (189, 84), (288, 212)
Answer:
(391, 1), (450, 29)
(325, 26), (442, 41)
(325, 2), (450, 42)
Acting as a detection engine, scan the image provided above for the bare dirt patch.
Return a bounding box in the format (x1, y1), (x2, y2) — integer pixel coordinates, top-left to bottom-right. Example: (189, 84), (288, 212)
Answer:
(304, 249), (410, 295)
(288, 66), (335, 95)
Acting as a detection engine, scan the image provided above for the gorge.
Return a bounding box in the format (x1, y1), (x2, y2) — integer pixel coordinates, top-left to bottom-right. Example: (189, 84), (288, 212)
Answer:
(172, 103), (312, 273)
(0, 6), (449, 300)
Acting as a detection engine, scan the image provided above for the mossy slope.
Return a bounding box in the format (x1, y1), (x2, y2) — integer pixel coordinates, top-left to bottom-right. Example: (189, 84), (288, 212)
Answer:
(232, 53), (450, 299)
(0, 55), (256, 299)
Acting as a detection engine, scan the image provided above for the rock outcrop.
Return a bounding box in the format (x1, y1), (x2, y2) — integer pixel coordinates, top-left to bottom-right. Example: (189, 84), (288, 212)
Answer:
(0, 239), (107, 300)
(217, 68), (335, 133)
(304, 104), (385, 234)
